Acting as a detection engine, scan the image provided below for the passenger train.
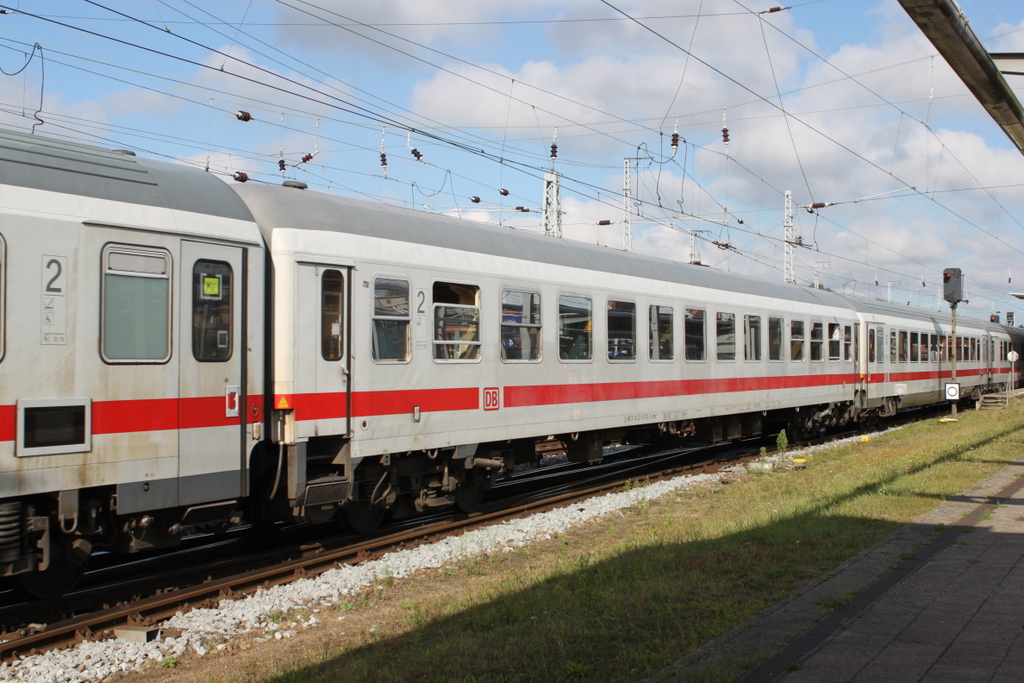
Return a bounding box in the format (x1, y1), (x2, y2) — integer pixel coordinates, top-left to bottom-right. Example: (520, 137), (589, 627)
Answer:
(0, 127), (1020, 598)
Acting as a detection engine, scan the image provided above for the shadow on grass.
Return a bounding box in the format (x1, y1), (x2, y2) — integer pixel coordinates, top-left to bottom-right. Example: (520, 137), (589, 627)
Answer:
(258, 422), (1024, 683)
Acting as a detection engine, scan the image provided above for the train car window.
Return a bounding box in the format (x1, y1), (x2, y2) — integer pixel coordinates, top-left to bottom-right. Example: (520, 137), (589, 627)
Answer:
(790, 320), (805, 361)
(102, 245), (171, 363)
(921, 334), (929, 362)
(433, 282), (480, 361)
(685, 308), (705, 361)
(649, 305), (673, 361)
(970, 338), (977, 362)
(192, 260), (232, 362)
(940, 335), (947, 362)
(0, 233), (4, 363)
(910, 332), (919, 362)
(607, 300), (636, 361)
(768, 317), (783, 361)
(897, 330), (908, 362)
(559, 295), (592, 361)
(500, 290), (541, 362)
(868, 328), (876, 363)
(321, 270), (344, 361)
(716, 312), (736, 361)
(810, 322), (823, 361)
(888, 330), (896, 363)
(845, 325), (853, 361)
(372, 277), (411, 362)
(827, 323), (841, 360)
(744, 315), (761, 361)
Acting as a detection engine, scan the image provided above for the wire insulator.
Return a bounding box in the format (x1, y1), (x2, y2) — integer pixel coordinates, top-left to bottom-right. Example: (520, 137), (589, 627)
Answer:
(278, 159), (286, 171)
(671, 133), (679, 148)
(499, 188), (509, 196)
(411, 148), (423, 160)
(597, 220), (611, 226)
(515, 206), (529, 212)
(235, 111), (252, 122)
(470, 196), (481, 204)
(721, 127), (730, 143)
(301, 153), (313, 163)
(768, 6), (783, 12)
(550, 143), (558, 159)
(809, 202), (827, 209)
(233, 171), (249, 183)
(380, 153), (387, 167)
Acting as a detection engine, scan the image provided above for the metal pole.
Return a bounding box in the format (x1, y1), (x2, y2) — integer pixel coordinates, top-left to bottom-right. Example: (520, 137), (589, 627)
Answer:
(951, 301), (958, 418)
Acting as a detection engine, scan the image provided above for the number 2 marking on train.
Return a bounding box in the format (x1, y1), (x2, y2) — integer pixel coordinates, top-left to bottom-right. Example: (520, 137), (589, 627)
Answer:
(45, 258), (63, 293)
(416, 290), (426, 314)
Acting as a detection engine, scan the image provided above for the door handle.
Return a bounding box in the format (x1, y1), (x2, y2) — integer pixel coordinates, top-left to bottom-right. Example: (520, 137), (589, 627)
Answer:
(226, 385), (240, 418)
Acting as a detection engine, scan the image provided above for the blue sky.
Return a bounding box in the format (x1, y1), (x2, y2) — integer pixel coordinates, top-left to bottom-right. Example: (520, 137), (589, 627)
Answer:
(2, 1), (1024, 318)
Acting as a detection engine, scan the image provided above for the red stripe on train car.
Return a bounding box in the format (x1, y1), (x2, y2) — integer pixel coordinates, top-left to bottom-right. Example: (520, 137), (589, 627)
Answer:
(93, 398), (179, 434)
(0, 405), (14, 442)
(276, 387), (480, 421)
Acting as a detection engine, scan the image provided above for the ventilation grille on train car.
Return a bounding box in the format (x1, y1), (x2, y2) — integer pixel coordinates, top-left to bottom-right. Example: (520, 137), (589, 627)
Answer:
(304, 481), (351, 507)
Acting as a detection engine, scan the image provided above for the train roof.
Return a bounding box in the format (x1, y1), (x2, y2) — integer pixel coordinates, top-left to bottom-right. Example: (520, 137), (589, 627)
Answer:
(232, 182), (857, 309)
(0, 127), (253, 222)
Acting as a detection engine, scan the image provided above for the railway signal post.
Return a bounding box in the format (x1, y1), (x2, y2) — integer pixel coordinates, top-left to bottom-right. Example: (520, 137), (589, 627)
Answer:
(944, 268), (964, 417)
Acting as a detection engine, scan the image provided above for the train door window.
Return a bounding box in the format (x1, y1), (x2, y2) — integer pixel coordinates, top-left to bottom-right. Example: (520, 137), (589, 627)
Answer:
(716, 312), (736, 361)
(898, 331), (907, 363)
(685, 308), (705, 361)
(607, 300), (636, 361)
(372, 277), (411, 362)
(790, 320), (805, 361)
(940, 335), (947, 362)
(876, 327), (883, 364)
(501, 289), (541, 362)
(970, 338), (977, 362)
(889, 330), (896, 363)
(868, 328), (876, 363)
(920, 334), (929, 362)
(192, 260), (232, 362)
(910, 332), (919, 362)
(102, 245), (171, 363)
(845, 325), (853, 361)
(744, 315), (761, 361)
(649, 305), (673, 361)
(931, 335), (939, 362)
(321, 269), (344, 361)
(810, 322), (823, 361)
(0, 233), (5, 363)
(827, 323), (841, 360)
(559, 295), (592, 361)
(768, 317), (783, 361)
(433, 282), (481, 361)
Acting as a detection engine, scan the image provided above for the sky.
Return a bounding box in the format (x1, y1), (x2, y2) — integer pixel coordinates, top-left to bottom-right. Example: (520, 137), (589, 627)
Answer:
(2, 0), (1024, 319)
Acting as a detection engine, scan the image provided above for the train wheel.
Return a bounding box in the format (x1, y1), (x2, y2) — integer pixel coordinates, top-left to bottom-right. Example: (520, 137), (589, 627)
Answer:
(455, 480), (485, 513)
(12, 536), (90, 601)
(341, 503), (386, 534)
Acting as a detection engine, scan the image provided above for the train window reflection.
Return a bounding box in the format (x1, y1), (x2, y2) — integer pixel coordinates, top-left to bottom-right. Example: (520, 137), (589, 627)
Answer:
(192, 260), (232, 362)
(810, 322), (823, 361)
(321, 270), (344, 361)
(768, 317), (783, 361)
(102, 245), (171, 363)
(716, 312), (736, 361)
(790, 320), (805, 362)
(828, 323), (841, 360)
(744, 315), (761, 361)
(433, 282), (480, 361)
(501, 290), (541, 362)
(559, 295), (592, 361)
(372, 277), (410, 362)
(607, 300), (635, 361)
(649, 305), (673, 361)
(685, 308), (705, 361)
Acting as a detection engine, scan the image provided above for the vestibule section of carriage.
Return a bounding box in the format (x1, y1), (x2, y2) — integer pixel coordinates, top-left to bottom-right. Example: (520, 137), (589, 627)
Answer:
(0, 131), (265, 594)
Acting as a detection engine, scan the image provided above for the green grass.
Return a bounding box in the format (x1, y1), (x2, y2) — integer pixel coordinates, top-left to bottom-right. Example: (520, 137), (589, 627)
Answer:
(248, 403), (1024, 683)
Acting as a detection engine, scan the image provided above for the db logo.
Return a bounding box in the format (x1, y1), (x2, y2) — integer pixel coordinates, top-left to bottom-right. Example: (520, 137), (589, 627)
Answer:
(483, 387), (500, 411)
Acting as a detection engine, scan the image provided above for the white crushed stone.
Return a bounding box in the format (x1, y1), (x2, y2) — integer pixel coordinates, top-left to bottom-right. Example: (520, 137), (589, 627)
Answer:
(0, 432), (894, 682)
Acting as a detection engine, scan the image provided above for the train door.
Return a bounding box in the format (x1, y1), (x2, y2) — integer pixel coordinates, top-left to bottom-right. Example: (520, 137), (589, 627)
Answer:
(178, 241), (246, 505)
(295, 264), (351, 439)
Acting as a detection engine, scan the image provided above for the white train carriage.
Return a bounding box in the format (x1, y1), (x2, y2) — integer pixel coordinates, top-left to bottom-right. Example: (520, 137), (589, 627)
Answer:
(0, 130), (266, 596)
(0, 126), (1021, 597)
